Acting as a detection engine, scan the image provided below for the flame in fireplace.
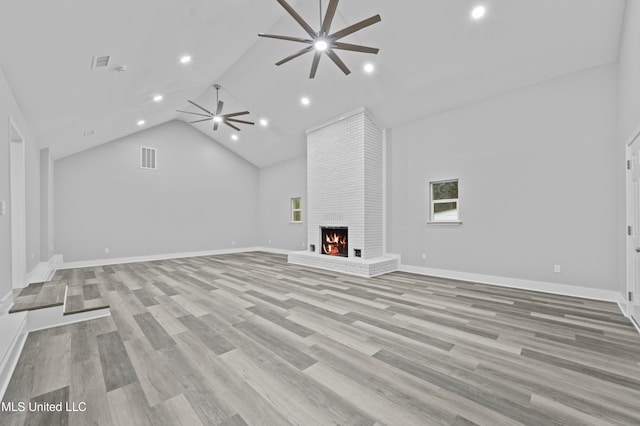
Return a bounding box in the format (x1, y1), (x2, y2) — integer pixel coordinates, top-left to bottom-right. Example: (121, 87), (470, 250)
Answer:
(322, 231), (347, 256)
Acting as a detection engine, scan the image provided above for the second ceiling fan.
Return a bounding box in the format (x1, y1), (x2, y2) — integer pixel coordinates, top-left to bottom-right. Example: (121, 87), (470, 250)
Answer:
(259, 0), (381, 78)
(177, 85), (254, 131)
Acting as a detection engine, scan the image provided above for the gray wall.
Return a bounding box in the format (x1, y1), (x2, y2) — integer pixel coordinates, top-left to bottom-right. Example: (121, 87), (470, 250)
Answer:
(24, 132), (40, 273)
(617, 2), (640, 294)
(258, 155), (307, 251)
(618, 1), (640, 142)
(55, 120), (259, 262)
(40, 148), (54, 261)
(387, 64), (618, 291)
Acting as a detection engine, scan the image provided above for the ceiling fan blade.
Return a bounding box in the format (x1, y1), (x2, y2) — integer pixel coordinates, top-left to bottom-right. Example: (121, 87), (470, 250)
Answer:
(275, 46), (314, 66)
(216, 100), (223, 115)
(188, 100), (214, 115)
(226, 118), (255, 125)
(326, 50), (351, 75)
(309, 51), (321, 79)
(214, 121), (219, 131)
(276, 0), (317, 38)
(224, 121), (242, 131)
(176, 110), (211, 118)
(321, 0), (339, 35)
(332, 42), (379, 54)
(330, 14), (381, 40)
(222, 111), (250, 118)
(258, 33), (313, 44)
(189, 118), (213, 124)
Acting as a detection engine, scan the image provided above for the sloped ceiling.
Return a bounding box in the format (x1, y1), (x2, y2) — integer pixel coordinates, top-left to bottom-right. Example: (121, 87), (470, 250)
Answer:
(0, 0), (627, 167)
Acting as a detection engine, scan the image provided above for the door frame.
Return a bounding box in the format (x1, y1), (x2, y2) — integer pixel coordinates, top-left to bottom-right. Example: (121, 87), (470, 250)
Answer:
(8, 116), (26, 289)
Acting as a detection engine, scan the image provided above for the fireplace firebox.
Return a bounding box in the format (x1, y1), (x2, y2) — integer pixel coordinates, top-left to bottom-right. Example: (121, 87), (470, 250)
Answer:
(321, 227), (348, 257)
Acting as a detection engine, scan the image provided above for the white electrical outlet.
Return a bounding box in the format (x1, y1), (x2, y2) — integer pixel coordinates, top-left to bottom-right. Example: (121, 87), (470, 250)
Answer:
(422, 253), (427, 260)
(268, 239), (272, 244)
(231, 240), (236, 245)
(554, 265), (561, 273)
(0, 200), (6, 215)
(105, 248), (110, 254)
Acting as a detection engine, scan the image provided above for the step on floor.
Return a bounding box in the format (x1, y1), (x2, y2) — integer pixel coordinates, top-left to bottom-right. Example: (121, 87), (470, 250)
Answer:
(51, 268), (110, 315)
(9, 268), (111, 315)
(9, 281), (66, 313)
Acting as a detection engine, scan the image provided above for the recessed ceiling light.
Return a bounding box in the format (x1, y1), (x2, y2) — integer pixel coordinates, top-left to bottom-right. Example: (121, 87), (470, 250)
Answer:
(153, 95), (163, 102)
(301, 97), (310, 106)
(364, 63), (375, 73)
(231, 134), (239, 141)
(137, 120), (145, 126)
(471, 5), (486, 20)
(259, 119), (268, 126)
(180, 55), (192, 64)
(314, 40), (328, 51)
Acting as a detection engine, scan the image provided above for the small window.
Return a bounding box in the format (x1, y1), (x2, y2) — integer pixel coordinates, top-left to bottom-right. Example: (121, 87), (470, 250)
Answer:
(141, 147), (157, 170)
(291, 197), (302, 223)
(430, 179), (459, 223)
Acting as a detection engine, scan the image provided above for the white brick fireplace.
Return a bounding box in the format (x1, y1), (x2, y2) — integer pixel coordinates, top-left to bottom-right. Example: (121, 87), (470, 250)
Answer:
(288, 108), (399, 277)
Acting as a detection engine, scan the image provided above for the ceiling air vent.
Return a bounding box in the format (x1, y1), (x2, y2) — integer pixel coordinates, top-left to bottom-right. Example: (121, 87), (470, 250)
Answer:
(91, 55), (110, 69)
(140, 147), (157, 170)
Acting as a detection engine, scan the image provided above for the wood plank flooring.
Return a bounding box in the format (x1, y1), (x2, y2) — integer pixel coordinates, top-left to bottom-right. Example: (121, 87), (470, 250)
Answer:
(2, 252), (639, 425)
(9, 267), (111, 315)
(52, 268), (111, 315)
(9, 282), (65, 313)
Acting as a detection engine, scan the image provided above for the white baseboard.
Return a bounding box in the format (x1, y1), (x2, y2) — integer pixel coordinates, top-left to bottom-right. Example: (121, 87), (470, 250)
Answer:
(58, 247), (264, 269)
(631, 316), (640, 335)
(617, 293), (630, 317)
(25, 254), (63, 285)
(1, 291), (13, 315)
(0, 311), (28, 400)
(398, 263), (622, 303)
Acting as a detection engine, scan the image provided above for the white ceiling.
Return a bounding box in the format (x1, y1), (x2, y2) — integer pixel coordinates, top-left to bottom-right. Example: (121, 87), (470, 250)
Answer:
(0, 0), (626, 167)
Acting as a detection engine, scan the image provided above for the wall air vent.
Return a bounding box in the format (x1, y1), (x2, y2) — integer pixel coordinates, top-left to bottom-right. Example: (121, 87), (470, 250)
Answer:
(140, 147), (157, 170)
(91, 55), (110, 69)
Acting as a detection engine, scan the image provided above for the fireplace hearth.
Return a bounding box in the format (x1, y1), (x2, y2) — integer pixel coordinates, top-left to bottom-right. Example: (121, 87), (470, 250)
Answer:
(321, 227), (348, 257)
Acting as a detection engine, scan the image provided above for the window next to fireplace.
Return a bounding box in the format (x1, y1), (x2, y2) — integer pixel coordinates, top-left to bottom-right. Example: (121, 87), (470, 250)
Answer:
(321, 227), (348, 257)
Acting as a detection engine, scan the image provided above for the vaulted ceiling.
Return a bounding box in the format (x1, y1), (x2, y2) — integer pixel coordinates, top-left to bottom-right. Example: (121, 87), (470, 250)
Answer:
(0, 0), (627, 167)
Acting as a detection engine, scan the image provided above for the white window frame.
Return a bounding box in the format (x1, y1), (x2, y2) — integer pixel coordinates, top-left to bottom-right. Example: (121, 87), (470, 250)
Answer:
(428, 179), (462, 224)
(291, 197), (302, 223)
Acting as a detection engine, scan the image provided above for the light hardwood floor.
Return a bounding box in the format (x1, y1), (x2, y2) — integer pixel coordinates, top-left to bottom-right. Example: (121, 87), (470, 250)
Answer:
(2, 252), (640, 425)
(9, 267), (110, 315)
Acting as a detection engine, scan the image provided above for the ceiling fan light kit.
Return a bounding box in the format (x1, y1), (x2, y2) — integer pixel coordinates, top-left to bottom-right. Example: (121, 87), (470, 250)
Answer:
(259, 0), (381, 78)
(177, 84), (255, 131)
